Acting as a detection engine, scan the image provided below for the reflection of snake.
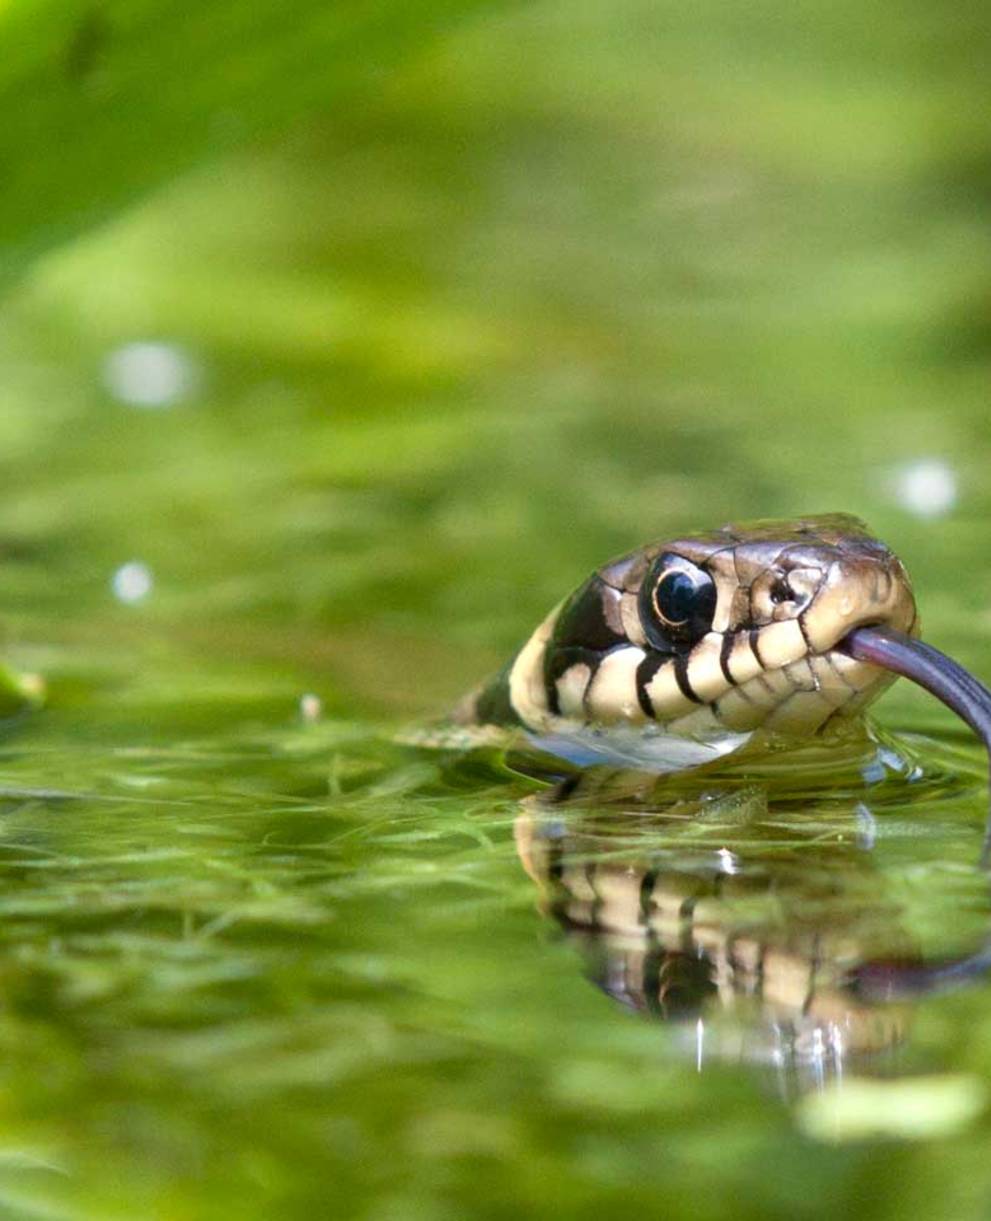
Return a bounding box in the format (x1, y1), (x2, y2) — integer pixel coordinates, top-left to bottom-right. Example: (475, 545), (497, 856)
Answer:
(514, 801), (911, 1073)
(455, 515), (991, 812)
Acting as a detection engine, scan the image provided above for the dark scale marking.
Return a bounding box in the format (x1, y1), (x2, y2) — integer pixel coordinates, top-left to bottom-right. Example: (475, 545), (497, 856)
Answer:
(587, 864), (605, 930)
(473, 662), (523, 727)
(822, 649), (857, 692)
(800, 932), (823, 1016)
(543, 646), (597, 714)
(545, 836), (565, 886)
(678, 894), (698, 953)
(818, 705), (855, 737)
(542, 575), (630, 713)
(673, 653), (704, 704)
(748, 628), (766, 669)
(724, 934), (741, 989)
(711, 921), (740, 989)
(796, 611), (816, 656)
(732, 547), (748, 597)
(719, 632), (737, 687)
(641, 944), (668, 1019)
(549, 774), (583, 804)
(782, 665), (804, 693)
(653, 950), (720, 1020)
(716, 681), (756, 720)
(638, 869), (659, 927)
(552, 577), (627, 652)
(544, 643), (631, 715)
(635, 652), (668, 718)
(755, 942), (767, 999)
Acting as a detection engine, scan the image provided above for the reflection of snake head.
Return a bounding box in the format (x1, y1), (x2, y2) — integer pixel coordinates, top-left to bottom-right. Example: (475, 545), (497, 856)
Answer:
(460, 514), (918, 753)
(514, 801), (910, 1072)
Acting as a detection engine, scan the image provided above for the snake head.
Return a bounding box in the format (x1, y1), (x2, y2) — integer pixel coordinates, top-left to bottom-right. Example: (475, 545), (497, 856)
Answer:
(496, 513), (918, 738)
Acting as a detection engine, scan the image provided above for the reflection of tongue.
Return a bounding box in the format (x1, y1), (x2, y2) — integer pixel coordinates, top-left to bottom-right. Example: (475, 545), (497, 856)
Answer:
(841, 625), (991, 854)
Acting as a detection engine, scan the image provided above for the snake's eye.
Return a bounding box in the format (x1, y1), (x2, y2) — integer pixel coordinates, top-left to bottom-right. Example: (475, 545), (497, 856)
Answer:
(640, 554), (717, 649)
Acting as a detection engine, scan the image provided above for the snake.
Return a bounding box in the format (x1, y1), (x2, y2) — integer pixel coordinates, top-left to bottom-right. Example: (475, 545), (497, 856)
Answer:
(453, 513), (991, 829)
(439, 514), (991, 1072)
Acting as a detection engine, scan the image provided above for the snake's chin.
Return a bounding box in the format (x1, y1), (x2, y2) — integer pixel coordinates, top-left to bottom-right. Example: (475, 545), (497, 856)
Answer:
(520, 702), (887, 777)
(523, 723), (752, 773)
(512, 715), (923, 806)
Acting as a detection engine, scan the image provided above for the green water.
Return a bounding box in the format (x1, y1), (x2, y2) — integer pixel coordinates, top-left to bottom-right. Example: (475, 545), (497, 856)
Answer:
(3, 0), (991, 1217)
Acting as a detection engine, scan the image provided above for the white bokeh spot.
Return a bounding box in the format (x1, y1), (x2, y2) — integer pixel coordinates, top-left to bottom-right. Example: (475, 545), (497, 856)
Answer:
(893, 459), (957, 518)
(103, 341), (197, 408)
(112, 561), (153, 605)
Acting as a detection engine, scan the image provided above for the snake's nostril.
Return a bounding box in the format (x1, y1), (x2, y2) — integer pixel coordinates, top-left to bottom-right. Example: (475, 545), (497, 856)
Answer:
(770, 578), (791, 605)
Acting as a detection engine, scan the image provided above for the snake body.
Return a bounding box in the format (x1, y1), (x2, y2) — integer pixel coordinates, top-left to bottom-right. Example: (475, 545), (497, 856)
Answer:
(456, 514), (917, 767)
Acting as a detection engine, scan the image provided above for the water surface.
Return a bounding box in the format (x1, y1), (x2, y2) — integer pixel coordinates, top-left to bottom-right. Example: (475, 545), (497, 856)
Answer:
(1, 1), (991, 1215)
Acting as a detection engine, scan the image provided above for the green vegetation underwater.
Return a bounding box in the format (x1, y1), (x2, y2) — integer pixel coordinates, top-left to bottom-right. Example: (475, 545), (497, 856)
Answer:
(3, 1), (991, 1218)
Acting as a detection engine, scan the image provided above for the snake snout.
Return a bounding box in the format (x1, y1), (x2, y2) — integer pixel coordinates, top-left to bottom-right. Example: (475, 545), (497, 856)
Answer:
(801, 553), (917, 656)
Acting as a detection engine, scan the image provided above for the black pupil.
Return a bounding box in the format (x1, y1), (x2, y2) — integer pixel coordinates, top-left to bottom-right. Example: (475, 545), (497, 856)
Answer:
(656, 567), (715, 627)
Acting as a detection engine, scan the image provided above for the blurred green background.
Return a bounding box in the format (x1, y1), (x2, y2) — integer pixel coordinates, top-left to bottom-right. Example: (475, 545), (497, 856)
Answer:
(0, 1), (991, 1218)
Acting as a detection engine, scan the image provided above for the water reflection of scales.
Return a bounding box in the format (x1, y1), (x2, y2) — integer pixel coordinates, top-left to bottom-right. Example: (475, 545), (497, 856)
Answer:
(510, 739), (991, 1092)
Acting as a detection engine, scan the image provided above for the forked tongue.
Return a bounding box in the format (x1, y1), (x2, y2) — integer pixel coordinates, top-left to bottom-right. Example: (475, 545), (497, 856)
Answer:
(842, 625), (991, 859)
